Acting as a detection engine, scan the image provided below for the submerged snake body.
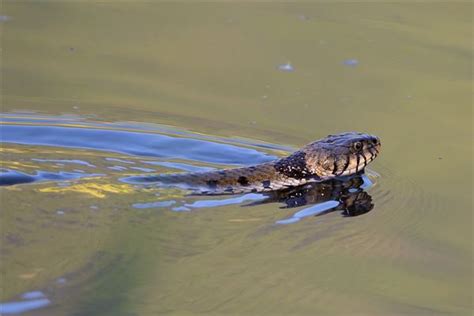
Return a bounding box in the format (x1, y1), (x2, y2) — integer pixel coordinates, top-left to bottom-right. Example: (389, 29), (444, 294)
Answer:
(133, 132), (381, 194)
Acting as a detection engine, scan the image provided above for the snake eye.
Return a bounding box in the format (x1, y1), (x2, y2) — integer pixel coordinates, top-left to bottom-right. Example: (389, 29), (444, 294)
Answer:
(352, 141), (363, 152)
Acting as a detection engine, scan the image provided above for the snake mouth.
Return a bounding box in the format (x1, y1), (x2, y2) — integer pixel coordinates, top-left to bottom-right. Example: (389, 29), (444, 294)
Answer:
(336, 144), (381, 177)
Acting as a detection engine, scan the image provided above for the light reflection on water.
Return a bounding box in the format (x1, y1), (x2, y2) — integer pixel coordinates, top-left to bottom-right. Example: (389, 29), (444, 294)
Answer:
(133, 200), (177, 209)
(275, 200), (341, 224)
(0, 169), (104, 186)
(0, 291), (50, 315)
(142, 161), (215, 172)
(31, 158), (97, 168)
(0, 113), (279, 189)
(1, 124), (275, 165)
(184, 193), (268, 209)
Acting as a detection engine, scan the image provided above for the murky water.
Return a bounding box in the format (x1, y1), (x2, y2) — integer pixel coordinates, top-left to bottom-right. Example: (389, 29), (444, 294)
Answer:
(1, 3), (472, 315)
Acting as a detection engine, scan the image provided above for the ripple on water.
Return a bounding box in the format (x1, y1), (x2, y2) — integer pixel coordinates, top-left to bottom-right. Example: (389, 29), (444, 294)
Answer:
(132, 200), (177, 209)
(142, 161), (215, 172)
(327, 163), (446, 265)
(31, 159), (96, 168)
(1, 114), (278, 166)
(20, 291), (46, 300)
(0, 113), (282, 188)
(0, 169), (103, 186)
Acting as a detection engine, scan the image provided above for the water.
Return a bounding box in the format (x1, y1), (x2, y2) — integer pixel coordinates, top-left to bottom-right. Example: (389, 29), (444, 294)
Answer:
(1, 3), (472, 315)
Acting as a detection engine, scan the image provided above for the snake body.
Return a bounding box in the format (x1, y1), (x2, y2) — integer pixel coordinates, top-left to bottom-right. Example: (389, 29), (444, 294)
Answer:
(128, 132), (381, 194)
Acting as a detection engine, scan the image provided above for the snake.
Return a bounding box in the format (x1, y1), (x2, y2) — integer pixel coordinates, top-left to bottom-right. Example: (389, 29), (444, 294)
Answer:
(126, 132), (381, 194)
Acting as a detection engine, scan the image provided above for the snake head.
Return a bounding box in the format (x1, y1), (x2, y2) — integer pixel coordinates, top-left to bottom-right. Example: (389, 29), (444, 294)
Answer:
(304, 132), (381, 178)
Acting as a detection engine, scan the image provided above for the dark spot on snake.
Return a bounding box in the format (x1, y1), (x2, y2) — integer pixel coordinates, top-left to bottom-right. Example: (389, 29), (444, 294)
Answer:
(251, 188), (258, 193)
(262, 180), (271, 188)
(207, 179), (219, 188)
(224, 186), (234, 193)
(237, 176), (249, 186)
(274, 151), (311, 179)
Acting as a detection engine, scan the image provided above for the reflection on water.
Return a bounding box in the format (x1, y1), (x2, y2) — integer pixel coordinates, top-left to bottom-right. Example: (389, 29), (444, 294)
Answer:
(265, 174), (374, 224)
(183, 193), (268, 210)
(142, 161), (215, 172)
(128, 174), (376, 225)
(0, 169), (103, 186)
(133, 200), (177, 209)
(0, 291), (50, 315)
(1, 125), (275, 165)
(0, 113), (280, 188)
(31, 158), (97, 168)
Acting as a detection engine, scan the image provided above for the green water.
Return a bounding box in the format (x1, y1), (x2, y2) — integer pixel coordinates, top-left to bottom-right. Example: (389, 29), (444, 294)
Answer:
(1, 2), (472, 315)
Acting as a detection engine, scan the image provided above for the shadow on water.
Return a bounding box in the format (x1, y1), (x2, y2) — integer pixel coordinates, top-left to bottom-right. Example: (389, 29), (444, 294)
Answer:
(125, 173), (375, 224)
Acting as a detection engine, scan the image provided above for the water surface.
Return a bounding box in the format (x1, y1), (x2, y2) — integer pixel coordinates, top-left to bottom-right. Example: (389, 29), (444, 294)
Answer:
(1, 2), (472, 315)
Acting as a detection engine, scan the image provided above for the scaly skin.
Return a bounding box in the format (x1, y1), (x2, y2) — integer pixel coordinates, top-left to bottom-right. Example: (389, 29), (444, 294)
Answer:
(127, 132), (381, 194)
